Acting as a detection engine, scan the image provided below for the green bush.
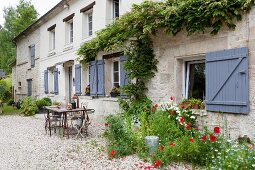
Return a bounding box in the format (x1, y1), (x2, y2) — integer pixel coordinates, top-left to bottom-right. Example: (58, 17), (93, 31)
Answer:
(0, 83), (10, 102)
(104, 114), (138, 158)
(36, 97), (52, 108)
(20, 97), (38, 116)
(7, 99), (15, 105)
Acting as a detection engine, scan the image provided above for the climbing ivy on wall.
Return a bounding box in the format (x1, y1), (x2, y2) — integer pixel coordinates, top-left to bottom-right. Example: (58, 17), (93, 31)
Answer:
(78, 0), (254, 101)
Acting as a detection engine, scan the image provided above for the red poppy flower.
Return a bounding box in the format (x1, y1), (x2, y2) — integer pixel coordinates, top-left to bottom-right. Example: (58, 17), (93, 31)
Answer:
(210, 134), (217, 142)
(151, 107), (155, 113)
(109, 149), (115, 158)
(169, 143), (175, 147)
(154, 104), (158, 108)
(170, 96), (174, 101)
(159, 145), (164, 151)
(214, 127), (220, 134)
(153, 160), (161, 168)
(201, 135), (207, 141)
(185, 125), (190, 130)
(179, 116), (184, 123)
(104, 122), (109, 126)
(169, 109), (175, 115)
(189, 138), (194, 143)
(187, 122), (192, 126)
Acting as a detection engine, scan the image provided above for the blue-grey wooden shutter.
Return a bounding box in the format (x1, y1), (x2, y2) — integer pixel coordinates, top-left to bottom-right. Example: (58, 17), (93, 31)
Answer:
(44, 70), (48, 94)
(96, 60), (105, 96)
(53, 67), (59, 94)
(27, 79), (32, 96)
(75, 64), (81, 95)
(89, 61), (97, 96)
(205, 47), (249, 114)
(120, 56), (129, 97)
(31, 45), (35, 67)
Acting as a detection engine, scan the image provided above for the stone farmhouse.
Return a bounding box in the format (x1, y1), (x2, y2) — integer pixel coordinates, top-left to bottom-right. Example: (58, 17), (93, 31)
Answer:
(12, 0), (255, 139)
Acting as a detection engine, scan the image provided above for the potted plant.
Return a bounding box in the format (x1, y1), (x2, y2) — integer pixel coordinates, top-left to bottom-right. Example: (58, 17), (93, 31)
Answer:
(85, 85), (90, 96)
(110, 86), (120, 97)
(179, 99), (190, 109)
(189, 98), (203, 109)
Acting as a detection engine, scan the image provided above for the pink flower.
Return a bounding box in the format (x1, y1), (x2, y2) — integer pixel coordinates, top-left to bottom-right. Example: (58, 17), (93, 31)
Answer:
(170, 96), (174, 101)
(154, 104), (158, 108)
(179, 116), (184, 123)
(214, 127), (220, 134)
(210, 134), (217, 142)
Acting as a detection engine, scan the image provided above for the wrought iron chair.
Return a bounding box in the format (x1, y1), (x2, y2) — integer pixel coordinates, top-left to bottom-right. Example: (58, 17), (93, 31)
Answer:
(44, 110), (63, 136)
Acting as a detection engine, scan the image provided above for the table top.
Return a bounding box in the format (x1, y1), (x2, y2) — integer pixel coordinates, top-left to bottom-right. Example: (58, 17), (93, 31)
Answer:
(45, 106), (94, 113)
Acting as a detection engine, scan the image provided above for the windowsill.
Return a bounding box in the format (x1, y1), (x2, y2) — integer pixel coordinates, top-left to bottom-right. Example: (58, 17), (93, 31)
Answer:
(81, 36), (93, 45)
(63, 44), (73, 52)
(78, 95), (119, 102)
(16, 61), (28, 66)
(192, 109), (208, 117)
(18, 86), (21, 88)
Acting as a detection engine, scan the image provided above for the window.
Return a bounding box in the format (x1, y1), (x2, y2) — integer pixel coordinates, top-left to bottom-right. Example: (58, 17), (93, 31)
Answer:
(113, 61), (120, 87)
(27, 79), (32, 96)
(113, 0), (119, 19)
(88, 12), (93, 36)
(69, 21), (73, 43)
(185, 60), (205, 100)
(49, 29), (55, 50)
(48, 68), (54, 93)
(29, 45), (35, 67)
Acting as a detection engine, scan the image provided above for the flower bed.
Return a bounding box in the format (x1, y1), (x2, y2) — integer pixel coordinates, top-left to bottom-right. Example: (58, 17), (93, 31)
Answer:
(104, 97), (255, 169)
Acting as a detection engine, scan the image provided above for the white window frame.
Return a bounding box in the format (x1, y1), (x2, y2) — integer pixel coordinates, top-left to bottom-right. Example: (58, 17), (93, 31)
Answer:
(48, 68), (54, 93)
(69, 20), (73, 43)
(88, 11), (93, 36)
(112, 58), (120, 88)
(49, 29), (55, 51)
(184, 60), (205, 99)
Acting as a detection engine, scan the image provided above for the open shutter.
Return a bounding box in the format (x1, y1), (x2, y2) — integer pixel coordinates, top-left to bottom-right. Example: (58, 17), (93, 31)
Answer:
(44, 70), (48, 94)
(75, 64), (81, 95)
(31, 45), (35, 67)
(205, 47), (249, 114)
(53, 67), (59, 94)
(97, 60), (105, 96)
(120, 56), (129, 97)
(89, 61), (97, 96)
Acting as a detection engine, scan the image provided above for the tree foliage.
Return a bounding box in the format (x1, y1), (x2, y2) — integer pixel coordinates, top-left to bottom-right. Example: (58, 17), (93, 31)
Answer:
(78, 0), (254, 101)
(0, 0), (38, 74)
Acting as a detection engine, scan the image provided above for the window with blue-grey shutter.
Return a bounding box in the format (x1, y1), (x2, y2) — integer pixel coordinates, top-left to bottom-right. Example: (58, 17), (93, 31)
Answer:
(205, 47), (249, 114)
(120, 56), (129, 97)
(27, 79), (32, 96)
(89, 60), (105, 96)
(89, 61), (97, 96)
(97, 60), (105, 96)
(53, 67), (59, 94)
(75, 64), (81, 95)
(44, 70), (48, 94)
(30, 45), (35, 67)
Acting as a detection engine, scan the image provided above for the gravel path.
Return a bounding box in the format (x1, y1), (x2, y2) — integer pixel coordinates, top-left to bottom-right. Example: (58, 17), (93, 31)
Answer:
(0, 114), (192, 170)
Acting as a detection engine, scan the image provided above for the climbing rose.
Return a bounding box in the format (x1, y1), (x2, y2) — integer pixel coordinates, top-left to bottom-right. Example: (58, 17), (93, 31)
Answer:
(214, 127), (220, 134)
(153, 160), (161, 168)
(210, 134), (217, 142)
(154, 104), (158, 108)
(169, 143), (175, 147)
(109, 149), (115, 158)
(201, 135), (207, 141)
(189, 138), (194, 143)
(170, 96), (174, 101)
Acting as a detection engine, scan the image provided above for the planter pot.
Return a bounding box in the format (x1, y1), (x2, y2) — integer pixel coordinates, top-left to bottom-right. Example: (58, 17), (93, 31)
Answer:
(191, 104), (199, 109)
(145, 136), (159, 155)
(110, 92), (120, 97)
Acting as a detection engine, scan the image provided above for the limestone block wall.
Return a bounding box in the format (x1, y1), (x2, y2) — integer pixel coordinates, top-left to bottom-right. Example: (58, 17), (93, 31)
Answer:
(148, 8), (255, 139)
(13, 29), (40, 101)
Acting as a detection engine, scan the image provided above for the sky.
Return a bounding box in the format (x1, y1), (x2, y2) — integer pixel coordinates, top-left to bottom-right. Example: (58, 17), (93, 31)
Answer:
(0, 0), (60, 26)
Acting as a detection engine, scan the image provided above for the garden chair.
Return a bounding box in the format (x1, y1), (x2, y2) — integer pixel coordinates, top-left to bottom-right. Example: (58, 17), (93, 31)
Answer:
(44, 110), (63, 135)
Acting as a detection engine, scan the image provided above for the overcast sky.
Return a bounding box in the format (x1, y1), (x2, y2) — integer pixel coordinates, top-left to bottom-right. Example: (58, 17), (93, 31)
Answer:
(0, 0), (60, 26)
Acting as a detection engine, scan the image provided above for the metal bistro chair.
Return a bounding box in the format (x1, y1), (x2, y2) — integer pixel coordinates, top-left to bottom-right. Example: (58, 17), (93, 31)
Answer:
(44, 110), (63, 136)
(70, 107), (94, 138)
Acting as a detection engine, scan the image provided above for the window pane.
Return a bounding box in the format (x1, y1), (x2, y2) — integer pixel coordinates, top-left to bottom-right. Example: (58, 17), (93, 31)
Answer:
(114, 82), (119, 87)
(114, 72), (119, 82)
(113, 0), (119, 18)
(70, 22), (73, 43)
(113, 61), (119, 71)
(188, 63), (205, 100)
(88, 13), (93, 36)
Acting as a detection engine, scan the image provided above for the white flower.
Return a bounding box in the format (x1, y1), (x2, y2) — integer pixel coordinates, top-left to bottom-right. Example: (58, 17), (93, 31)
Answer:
(190, 116), (195, 119)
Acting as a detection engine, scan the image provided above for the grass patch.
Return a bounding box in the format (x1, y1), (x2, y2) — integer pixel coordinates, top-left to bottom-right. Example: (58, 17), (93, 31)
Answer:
(1, 104), (20, 115)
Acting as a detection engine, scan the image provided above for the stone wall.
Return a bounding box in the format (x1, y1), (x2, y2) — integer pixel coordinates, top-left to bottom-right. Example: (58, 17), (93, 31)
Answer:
(13, 29), (40, 101)
(147, 8), (255, 139)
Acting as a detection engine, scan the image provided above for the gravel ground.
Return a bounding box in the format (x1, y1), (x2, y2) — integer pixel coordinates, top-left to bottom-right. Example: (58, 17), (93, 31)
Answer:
(0, 114), (192, 170)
